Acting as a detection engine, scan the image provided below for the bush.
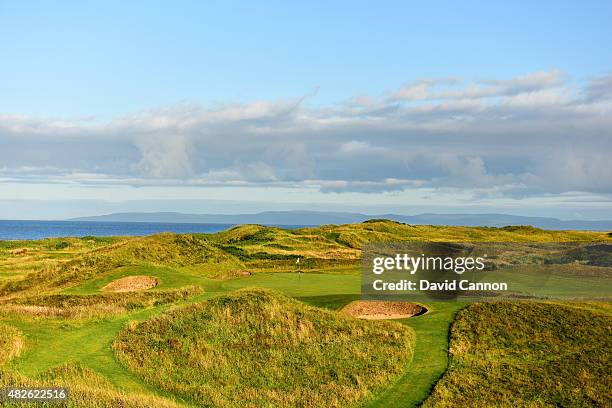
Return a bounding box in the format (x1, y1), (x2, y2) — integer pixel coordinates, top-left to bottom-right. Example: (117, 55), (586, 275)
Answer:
(55, 241), (70, 250)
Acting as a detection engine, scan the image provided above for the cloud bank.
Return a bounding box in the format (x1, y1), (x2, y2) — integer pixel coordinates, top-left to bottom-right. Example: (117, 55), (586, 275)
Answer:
(1, 70), (612, 201)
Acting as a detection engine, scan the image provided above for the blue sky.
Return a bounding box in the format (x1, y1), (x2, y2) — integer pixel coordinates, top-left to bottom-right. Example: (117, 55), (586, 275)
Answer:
(1, 1), (611, 219)
(2, 1), (611, 118)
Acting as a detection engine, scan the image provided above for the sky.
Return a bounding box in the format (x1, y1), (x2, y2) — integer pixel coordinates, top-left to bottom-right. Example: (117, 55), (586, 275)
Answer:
(1, 1), (612, 220)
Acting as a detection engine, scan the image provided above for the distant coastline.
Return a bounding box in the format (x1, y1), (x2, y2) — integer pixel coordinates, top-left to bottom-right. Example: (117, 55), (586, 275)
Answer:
(0, 220), (309, 240)
(2, 210), (611, 240)
(69, 210), (612, 232)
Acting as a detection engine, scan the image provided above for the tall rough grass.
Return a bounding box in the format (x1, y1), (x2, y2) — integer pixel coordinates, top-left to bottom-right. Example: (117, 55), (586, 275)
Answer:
(0, 286), (201, 319)
(422, 302), (612, 407)
(0, 363), (181, 407)
(114, 289), (414, 408)
(0, 233), (239, 296)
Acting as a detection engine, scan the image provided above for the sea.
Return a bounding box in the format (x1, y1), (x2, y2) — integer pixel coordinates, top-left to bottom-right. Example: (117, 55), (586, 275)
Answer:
(0, 220), (308, 240)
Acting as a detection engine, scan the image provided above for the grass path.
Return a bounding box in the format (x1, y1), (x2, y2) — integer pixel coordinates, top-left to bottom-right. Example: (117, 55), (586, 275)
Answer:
(5, 308), (196, 406)
(365, 301), (467, 408)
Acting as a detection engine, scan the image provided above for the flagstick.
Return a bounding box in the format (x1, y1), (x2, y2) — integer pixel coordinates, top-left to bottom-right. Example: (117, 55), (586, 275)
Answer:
(296, 257), (301, 282)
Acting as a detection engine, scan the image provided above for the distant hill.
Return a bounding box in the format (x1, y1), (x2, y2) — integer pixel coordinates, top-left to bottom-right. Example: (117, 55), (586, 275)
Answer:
(69, 211), (612, 231)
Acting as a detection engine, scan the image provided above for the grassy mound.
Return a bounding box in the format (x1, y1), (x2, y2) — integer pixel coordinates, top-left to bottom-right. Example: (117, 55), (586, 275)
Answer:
(0, 233), (241, 296)
(422, 302), (612, 407)
(114, 289), (414, 407)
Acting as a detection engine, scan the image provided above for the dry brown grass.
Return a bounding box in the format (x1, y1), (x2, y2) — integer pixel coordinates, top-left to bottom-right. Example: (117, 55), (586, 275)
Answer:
(0, 323), (23, 365)
(0, 286), (201, 319)
(0, 304), (126, 319)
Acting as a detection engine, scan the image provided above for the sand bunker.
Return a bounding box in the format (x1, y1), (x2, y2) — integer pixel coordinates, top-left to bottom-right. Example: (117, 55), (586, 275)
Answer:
(343, 301), (426, 320)
(102, 276), (158, 292)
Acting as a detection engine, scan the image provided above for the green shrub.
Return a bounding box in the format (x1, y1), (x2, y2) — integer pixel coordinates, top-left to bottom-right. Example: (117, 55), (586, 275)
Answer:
(55, 241), (70, 250)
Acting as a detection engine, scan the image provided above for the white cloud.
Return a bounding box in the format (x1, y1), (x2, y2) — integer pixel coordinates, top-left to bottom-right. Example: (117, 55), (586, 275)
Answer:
(390, 82), (430, 101)
(389, 70), (564, 102)
(0, 70), (611, 203)
(134, 133), (194, 178)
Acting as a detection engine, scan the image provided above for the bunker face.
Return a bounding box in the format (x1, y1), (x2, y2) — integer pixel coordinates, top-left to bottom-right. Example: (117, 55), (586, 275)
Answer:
(102, 275), (158, 292)
(343, 301), (426, 320)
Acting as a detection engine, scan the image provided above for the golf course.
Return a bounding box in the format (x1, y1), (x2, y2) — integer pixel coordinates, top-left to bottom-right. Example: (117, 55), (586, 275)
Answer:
(0, 220), (610, 407)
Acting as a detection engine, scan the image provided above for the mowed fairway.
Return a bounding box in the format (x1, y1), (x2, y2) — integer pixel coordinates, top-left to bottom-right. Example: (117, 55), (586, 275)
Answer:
(366, 301), (468, 408)
(0, 221), (610, 407)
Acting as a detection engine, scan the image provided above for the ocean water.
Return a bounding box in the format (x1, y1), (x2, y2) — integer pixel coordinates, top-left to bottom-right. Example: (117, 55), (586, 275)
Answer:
(0, 220), (306, 240)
